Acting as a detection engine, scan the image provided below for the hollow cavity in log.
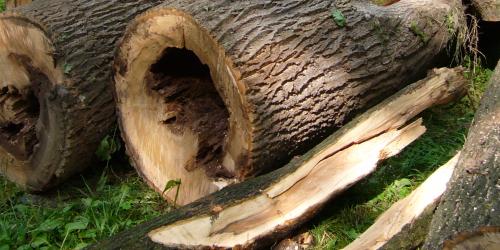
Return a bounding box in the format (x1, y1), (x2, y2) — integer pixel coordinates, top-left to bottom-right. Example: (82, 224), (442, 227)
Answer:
(115, 12), (243, 204)
(0, 19), (54, 162)
(0, 84), (39, 160)
(147, 48), (230, 177)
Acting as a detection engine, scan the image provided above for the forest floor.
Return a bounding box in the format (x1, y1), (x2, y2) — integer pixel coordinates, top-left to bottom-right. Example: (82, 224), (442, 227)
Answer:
(0, 2), (494, 249)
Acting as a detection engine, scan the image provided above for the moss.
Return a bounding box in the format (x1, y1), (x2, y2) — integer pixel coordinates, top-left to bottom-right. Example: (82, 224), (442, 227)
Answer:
(331, 8), (346, 27)
(410, 21), (429, 44)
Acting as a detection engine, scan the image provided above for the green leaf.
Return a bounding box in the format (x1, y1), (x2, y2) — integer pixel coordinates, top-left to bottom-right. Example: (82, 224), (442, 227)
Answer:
(65, 217), (89, 232)
(81, 197), (93, 207)
(162, 179), (181, 194)
(346, 229), (359, 239)
(95, 135), (121, 161)
(120, 201), (132, 210)
(331, 9), (346, 27)
(74, 242), (89, 250)
(37, 218), (63, 232)
(0, 245), (9, 250)
(31, 235), (49, 248)
(62, 204), (73, 213)
(163, 179), (182, 206)
(395, 178), (412, 188)
(63, 63), (73, 74)
(17, 245), (31, 250)
(80, 229), (97, 239)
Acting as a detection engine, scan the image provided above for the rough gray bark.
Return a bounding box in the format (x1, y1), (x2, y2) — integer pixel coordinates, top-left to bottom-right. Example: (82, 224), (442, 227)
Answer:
(423, 62), (500, 249)
(0, 0), (162, 191)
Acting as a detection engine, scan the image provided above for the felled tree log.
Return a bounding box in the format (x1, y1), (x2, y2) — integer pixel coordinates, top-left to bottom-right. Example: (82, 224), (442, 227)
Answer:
(472, 0), (500, 21)
(423, 62), (500, 249)
(115, 0), (466, 205)
(90, 67), (467, 249)
(0, 0), (163, 191)
(5, 0), (32, 10)
(343, 153), (460, 250)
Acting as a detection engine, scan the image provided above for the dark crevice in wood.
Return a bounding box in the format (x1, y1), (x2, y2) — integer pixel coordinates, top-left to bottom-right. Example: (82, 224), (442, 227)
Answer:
(0, 55), (44, 160)
(147, 47), (232, 179)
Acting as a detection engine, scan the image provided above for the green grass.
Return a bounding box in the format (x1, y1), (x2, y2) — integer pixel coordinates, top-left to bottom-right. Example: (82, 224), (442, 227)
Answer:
(0, 162), (170, 250)
(0, 0), (5, 12)
(308, 64), (492, 249)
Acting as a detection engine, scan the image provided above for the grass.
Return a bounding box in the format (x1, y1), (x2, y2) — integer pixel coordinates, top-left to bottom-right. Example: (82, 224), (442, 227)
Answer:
(308, 63), (492, 249)
(0, 160), (171, 250)
(0, 124), (170, 249)
(0, 0), (4, 12)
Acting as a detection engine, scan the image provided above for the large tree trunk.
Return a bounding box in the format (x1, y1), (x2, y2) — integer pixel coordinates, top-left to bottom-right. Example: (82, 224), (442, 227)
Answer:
(115, 0), (466, 205)
(422, 62), (500, 249)
(0, 0), (162, 191)
(5, 0), (32, 10)
(90, 67), (467, 249)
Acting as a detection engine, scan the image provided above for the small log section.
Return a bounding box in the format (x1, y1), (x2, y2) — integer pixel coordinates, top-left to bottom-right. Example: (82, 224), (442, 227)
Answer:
(343, 153), (460, 250)
(115, 0), (465, 205)
(0, 0), (162, 191)
(5, 0), (32, 10)
(423, 62), (500, 249)
(90, 67), (467, 249)
(472, 0), (500, 21)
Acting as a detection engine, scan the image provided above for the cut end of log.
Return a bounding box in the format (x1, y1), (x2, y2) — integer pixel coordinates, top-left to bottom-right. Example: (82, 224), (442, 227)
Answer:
(0, 15), (64, 187)
(115, 9), (251, 205)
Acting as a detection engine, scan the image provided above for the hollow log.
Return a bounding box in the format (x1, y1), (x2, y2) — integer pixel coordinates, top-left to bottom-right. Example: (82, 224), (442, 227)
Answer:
(5, 0), (32, 10)
(472, 0), (500, 21)
(423, 62), (500, 249)
(115, 0), (466, 205)
(0, 0), (163, 191)
(90, 67), (467, 249)
(343, 153), (460, 250)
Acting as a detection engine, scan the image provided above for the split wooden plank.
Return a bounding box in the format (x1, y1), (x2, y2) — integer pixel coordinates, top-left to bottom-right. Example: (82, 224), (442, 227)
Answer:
(343, 153), (460, 250)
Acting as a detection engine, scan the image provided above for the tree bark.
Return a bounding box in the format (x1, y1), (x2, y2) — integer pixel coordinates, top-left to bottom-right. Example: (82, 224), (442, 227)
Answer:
(115, 0), (466, 204)
(5, 0), (32, 10)
(344, 153), (460, 250)
(90, 67), (467, 249)
(0, 0), (162, 191)
(472, 0), (500, 21)
(422, 62), (500, 249)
